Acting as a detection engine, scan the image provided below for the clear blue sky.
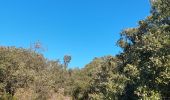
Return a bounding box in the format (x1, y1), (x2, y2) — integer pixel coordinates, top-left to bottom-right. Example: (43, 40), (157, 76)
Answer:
(0, 0), (150, 68)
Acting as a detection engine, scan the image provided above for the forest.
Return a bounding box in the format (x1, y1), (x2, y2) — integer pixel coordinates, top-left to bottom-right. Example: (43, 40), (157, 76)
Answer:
(0, 0), (170, 100)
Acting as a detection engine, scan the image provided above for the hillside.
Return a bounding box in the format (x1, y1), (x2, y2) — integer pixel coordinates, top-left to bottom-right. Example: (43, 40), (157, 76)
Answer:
(0, 0), (170, 100)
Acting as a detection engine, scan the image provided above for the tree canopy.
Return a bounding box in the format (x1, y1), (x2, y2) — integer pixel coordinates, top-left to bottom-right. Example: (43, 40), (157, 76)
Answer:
(0, 0), (169, 100)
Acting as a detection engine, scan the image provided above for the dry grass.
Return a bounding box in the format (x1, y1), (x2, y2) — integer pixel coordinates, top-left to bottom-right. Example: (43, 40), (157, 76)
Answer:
(14, 88), (72, 100)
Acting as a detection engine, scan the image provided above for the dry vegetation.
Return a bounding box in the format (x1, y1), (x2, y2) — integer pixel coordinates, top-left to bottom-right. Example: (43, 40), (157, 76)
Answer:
(0, 0), (170, 99)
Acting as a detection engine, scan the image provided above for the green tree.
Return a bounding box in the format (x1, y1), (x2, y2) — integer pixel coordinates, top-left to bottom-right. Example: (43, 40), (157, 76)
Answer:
(87, 56), (127, 100)
(63, 55), (72, 69)
(117, 0), (170, 99)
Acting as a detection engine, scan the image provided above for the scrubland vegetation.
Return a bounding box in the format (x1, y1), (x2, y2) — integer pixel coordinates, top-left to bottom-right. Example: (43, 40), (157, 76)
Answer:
(0, 0), (170, 99)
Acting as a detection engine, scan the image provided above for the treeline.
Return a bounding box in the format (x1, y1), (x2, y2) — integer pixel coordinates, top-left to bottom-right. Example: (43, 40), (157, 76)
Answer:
(0, 0), (170, 99)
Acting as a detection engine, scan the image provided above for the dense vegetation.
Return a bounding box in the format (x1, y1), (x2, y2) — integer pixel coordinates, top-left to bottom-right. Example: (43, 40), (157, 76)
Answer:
(0, 0), (169, 99)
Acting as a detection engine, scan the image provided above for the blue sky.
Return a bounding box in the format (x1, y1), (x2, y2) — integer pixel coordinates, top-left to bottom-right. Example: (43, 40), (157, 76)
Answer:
(0, 0), (150, 68)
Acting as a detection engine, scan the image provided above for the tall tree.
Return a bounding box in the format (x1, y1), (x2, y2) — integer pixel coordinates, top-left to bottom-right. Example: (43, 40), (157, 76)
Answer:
(63, 55), (72, 69)
(117, 0), (170, 99)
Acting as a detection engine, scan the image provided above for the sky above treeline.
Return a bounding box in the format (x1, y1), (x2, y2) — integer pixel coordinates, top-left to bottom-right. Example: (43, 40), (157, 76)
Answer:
(0, 0), (150, 68)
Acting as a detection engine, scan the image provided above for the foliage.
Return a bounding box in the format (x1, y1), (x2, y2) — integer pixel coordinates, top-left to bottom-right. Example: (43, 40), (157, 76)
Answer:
(72, 0), (170, 99)
(0, 47), (72, 99)
(117, 0), (170, 99)
(0, 0), (169, 99)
